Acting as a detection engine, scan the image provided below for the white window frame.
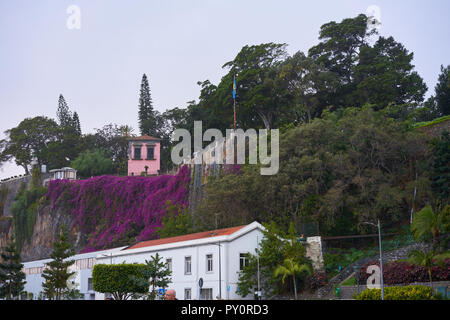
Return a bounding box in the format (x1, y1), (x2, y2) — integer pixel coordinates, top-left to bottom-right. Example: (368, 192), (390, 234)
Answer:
(184, 256), (192, 275)
(239, 252), (249, 271)
(184, 288), (192, 300)
(206, 253), (213, 273)
(166, 258), (172, 272)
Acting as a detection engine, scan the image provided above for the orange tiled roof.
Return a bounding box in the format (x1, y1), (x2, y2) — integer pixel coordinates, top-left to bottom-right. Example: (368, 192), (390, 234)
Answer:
(127, 135), (161, 141)
(126, 225), (247, 250)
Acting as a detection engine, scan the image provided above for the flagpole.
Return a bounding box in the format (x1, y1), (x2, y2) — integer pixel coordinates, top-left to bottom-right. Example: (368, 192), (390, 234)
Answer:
(233, 97), (236, 132)
(233, 75), (237, 132)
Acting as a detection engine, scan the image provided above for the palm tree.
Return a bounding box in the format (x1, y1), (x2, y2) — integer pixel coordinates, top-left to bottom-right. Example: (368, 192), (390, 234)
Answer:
(408, 249), (439, 286)
(411, 205), (449, 252)
(274, 258), (312, 300)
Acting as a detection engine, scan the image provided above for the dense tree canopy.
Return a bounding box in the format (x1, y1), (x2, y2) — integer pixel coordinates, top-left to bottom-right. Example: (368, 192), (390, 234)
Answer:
(193, 107), (432, 236)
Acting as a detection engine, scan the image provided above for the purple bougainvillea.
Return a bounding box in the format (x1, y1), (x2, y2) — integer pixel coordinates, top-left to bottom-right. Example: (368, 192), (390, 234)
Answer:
(46, 165), (191, 252)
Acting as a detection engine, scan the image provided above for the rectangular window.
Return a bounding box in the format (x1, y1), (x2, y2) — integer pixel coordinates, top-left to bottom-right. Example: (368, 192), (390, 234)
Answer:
(147, 146), (155, 159)
(184, 288), (191, 300)
(206, 254), (213, 272)
(88, 278), (93, 291)
(166, 258), (172, 272)
(239, 253), (249, 271)
(200, 288), (213, 300)
(184, 256), (192, 275)
(134, 146), (141, 159)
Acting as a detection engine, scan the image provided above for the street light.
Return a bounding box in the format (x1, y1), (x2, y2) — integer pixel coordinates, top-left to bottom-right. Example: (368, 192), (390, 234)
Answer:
(213, 242), (222, 300)
(363, 219), (384, 300)
(352, 264), (361, 294)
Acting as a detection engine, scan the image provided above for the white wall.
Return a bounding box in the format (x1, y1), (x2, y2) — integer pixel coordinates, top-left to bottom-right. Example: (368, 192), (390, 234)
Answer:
(95, 226), (264, 300)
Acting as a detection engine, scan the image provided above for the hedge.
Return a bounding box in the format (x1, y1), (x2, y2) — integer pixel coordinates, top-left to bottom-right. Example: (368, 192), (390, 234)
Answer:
(92, 263), (149, 300)
(356, 285), (437, 300)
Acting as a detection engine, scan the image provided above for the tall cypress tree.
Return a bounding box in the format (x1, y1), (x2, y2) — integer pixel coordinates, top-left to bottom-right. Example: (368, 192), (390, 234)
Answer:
(41, 225), (76, 300)
(0, 235), (26, 300)
(72, 112), (82, 136)
(434, 65), (450, 116)
(56, 94), (72, 128)
(138, 74), (158, 136)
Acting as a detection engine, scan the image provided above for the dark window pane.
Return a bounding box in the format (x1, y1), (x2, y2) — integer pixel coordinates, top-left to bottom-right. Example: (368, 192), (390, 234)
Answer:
(147, 147), (154, 159)
(134, 147), (141, 159)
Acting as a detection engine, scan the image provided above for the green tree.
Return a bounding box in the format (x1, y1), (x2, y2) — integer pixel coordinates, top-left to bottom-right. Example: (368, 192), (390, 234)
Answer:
(155, 201), (193, 238)
(273, 258), (312, 300)
(56, 94), (72, 128)
(92, 263), (149, 300)
(411, 205), (449, 252)
(279, 51), (339, 124)
(354, 36), (427, 109)
(71, 112), (82, 136)
(130, 253), (172, 300)
(408, 249), (441, 286)
(426, 65), (450, 117)
(196, 107), (429, 235)
(70, 149), (114, 178)
(138, 74), (159, 136)
(431, 130), (450, 204)
(81, 123), (131, 175)
(0, 236), (26, 300)
(1, 117), (59, 174)
(221, 42), (290, 129)
(43, 94), (84, 170)
(308, 14), (376, 108)
(237, 222), (310, 298)
(41, 225), (76, 300)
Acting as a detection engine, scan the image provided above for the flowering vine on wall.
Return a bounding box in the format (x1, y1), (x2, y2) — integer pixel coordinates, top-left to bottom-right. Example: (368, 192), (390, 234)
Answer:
(46, 165), (191, 252)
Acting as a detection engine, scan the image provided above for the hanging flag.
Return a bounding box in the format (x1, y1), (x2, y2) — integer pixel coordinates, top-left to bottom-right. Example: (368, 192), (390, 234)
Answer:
(232, 76), (237, 100)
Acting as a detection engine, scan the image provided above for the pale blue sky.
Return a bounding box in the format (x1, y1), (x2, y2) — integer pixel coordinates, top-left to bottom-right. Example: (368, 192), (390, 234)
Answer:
(1, 0), (449, 178)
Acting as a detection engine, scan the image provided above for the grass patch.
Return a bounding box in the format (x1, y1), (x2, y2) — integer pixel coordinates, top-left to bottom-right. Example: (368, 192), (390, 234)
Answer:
(413, 115), (450, 128)
(341, 276), (356, 286)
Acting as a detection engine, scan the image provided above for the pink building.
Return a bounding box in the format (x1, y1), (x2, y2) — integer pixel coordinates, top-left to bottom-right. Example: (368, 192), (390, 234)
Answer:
(127, 135), (161, 176)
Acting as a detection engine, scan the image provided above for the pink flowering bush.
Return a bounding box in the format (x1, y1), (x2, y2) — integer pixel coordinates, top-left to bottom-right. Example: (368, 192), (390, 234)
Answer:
(46, 166), (191, 252)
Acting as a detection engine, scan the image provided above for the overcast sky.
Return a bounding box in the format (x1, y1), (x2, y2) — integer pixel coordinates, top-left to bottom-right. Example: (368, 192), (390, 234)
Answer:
(1, 0), (449, 178)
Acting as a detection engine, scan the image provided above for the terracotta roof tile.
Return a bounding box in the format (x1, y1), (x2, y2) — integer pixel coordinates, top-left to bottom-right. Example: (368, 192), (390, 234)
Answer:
(126, 225), (247, 250)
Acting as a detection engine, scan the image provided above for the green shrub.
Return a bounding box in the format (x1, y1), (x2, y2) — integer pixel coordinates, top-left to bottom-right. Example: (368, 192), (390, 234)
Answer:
(356, 285), (437, 300)
(92, 263), (149, 300)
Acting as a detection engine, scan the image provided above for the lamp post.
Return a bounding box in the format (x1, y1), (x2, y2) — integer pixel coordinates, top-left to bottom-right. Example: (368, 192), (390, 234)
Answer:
(256, 235), (261, 300)
(213, 242), (222, 300)
(363, 219), (384, 300)
(352, 265), (361, 295)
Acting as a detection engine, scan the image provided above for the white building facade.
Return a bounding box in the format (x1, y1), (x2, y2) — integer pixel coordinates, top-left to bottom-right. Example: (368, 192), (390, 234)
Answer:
(20, 221), (323, 300)
(95, 221), (265, 300)
(22, 246), (126, 300)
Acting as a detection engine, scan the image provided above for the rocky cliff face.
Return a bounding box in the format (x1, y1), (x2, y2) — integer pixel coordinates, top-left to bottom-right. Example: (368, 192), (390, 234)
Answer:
(19, 202), (84, 262)
(0, 173), (74, 262)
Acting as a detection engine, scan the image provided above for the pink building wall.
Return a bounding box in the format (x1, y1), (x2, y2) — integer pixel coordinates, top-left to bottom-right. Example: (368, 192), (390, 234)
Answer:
(127, 137), (161, 176)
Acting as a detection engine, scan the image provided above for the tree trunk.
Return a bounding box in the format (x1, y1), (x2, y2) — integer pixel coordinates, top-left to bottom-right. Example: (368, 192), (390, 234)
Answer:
(428, 269), (433, 287)
(292, 275), (297, 300)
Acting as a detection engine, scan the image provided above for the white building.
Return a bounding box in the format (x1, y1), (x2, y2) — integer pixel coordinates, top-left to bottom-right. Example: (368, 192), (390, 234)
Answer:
(21, 221), (323, 300)
(22, 246), (126, 300)
(95, 221), (265, 300)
